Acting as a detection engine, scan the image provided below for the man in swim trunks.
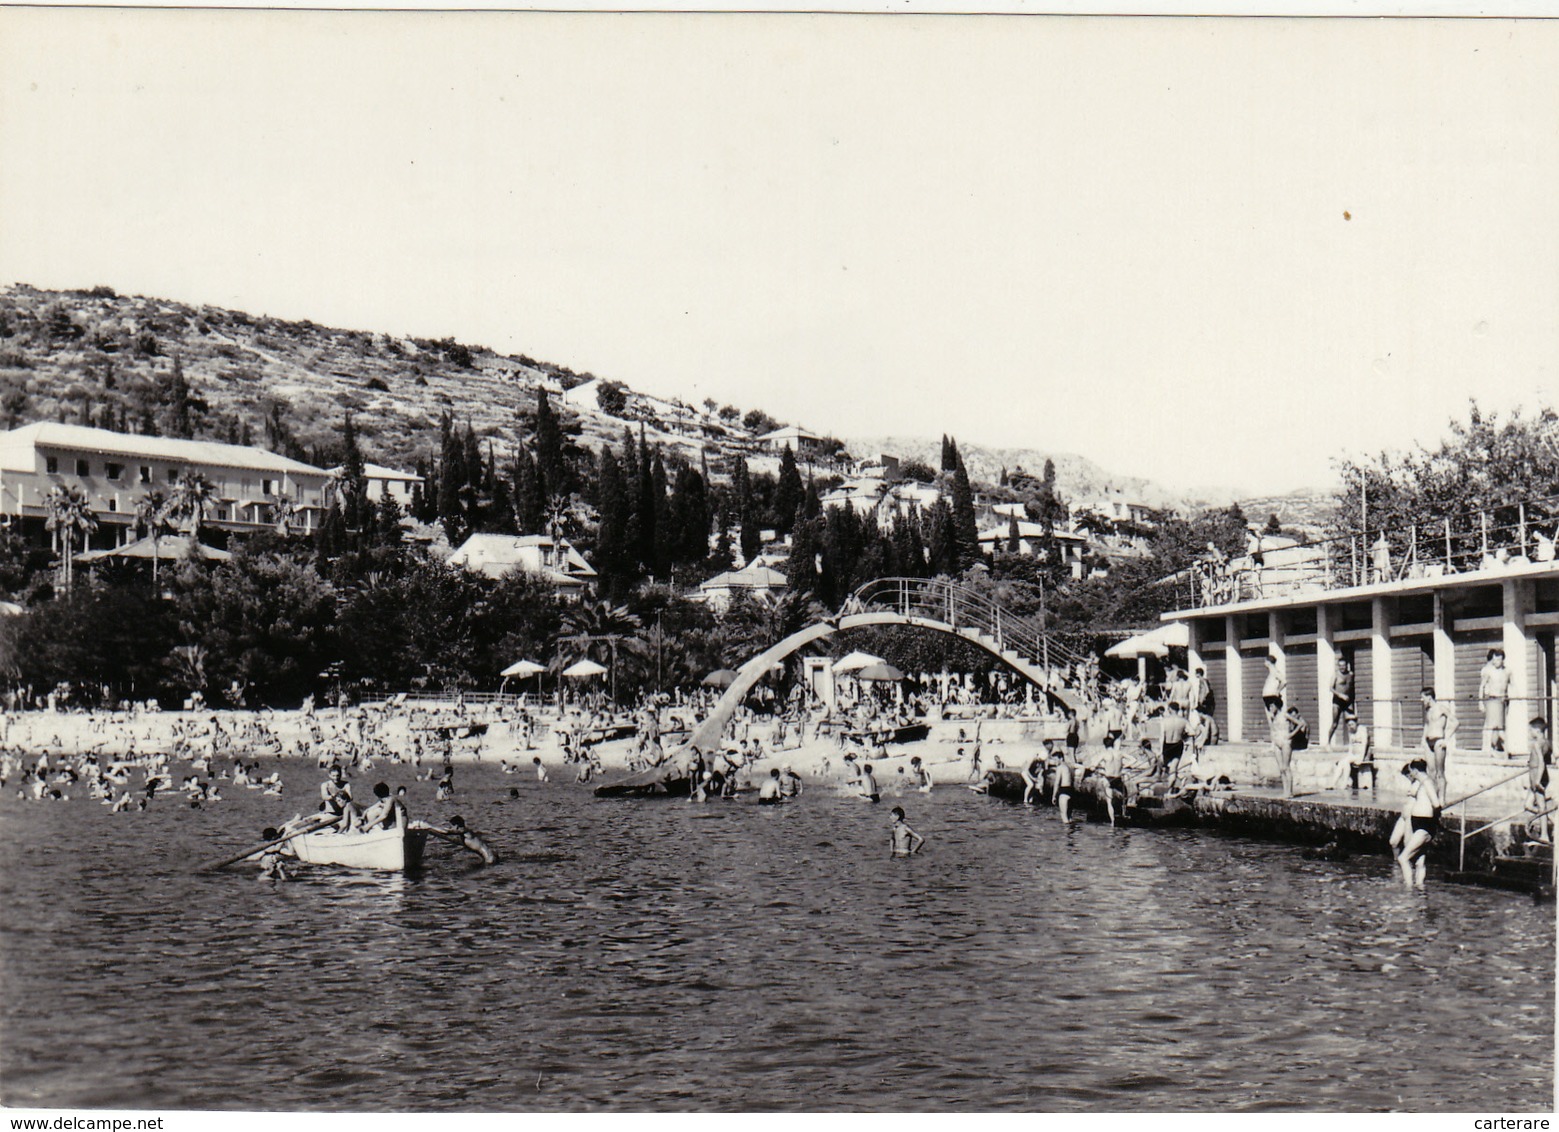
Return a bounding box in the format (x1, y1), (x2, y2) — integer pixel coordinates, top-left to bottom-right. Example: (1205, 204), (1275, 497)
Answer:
(1420, 687), (1457, 799)
(1053, 746), (1078, 824)
(908, 756), (932, 793)
(1395, 758), (1441, 890)
(856, 762), (880, 802)
(1092, 735), (1127, 825)
(1327, 656), (1356, 747)
(1528, 717), (1552, 844)
(889, 806), (924, 856)
(1160, 702), (1188, 782)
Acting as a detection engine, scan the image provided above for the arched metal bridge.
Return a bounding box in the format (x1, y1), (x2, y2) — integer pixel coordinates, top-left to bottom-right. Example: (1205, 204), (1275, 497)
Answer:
(686, 576), (1092, 752)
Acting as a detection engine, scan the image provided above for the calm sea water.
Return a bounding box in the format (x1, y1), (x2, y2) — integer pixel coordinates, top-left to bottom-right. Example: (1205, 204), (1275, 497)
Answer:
(0, 760), (1552, 1112)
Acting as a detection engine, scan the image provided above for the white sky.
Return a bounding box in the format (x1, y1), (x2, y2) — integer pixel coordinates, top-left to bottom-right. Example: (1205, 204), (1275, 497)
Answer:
(1, 11), (1555, 496)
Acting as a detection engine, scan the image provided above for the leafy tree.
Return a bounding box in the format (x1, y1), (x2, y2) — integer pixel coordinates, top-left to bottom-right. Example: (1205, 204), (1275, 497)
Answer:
(1331, 401), (1559, 568)
(596, 380), (629, 416)
(743, 409), (779, 435)
(170, 550), (337, 704)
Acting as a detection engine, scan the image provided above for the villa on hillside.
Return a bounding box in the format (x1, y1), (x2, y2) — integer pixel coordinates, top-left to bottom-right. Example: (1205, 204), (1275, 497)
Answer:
(446, 533), (597, 596)
(327, 462), (423, 506)
(977, 519), (1090, 578)
(820, 477), (943, 532)
(697, 563), (788, 611)
(1074, 490), (1157, 532)
(0, 422), (331, 547)
(756, 425), (824, 458)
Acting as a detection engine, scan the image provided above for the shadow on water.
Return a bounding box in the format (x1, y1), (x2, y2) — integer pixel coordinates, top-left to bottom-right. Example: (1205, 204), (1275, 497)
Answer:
(0, 760), (1552, 1111)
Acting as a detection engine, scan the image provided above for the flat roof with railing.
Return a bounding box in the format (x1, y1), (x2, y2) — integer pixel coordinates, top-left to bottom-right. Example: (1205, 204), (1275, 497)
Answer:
(1164, 494), (1559, 620)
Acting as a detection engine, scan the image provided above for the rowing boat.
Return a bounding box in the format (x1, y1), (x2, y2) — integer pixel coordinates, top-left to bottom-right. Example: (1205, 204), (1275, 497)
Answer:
(287, 818), (428, 871)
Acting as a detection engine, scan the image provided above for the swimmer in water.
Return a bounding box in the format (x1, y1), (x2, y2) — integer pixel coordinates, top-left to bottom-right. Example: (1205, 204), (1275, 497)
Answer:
(1395, 758), (1442, 890)
(889, 807), (924, 856)
(758, 768), (784, 804)
(856, 762), (880, 803)
(1054, 747), (1078, 824)
(909, 756), (932, 793)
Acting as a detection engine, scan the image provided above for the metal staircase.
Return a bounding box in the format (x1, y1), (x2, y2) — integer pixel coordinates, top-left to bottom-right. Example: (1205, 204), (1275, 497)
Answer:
(848, 577), (1091, 694)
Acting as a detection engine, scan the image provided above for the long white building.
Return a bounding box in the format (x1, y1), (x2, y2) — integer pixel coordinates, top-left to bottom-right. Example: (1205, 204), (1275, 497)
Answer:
(0, 422), (331, 544)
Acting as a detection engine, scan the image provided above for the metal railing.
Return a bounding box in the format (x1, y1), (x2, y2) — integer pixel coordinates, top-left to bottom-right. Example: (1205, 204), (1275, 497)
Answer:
(849, 576), (1093, 674)
(1188, 492), (1559, 608)
(1444, 766), (1540, 872)
(1457, 801), (1557, 890)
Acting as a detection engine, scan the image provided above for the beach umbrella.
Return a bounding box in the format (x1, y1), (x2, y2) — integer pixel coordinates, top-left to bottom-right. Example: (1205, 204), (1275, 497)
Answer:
(832, 650), (886, 674)
(501, 659), (546, 678)
(855, 663), (905, 682)
(1104, 622), (1188, 659)
(703, 669), (739, 688)
(562, 659), (609, 679)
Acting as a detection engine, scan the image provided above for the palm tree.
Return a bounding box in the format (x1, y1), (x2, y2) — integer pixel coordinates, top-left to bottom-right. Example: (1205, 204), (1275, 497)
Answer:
(171, 643), (208, 698)
(167, 472), (215, 539)
(559, 598), (643, 702)
(759, 590), (828, 650)
(43, 484), (97, 594)
(135, 488), (174, 590)
(271, 495), (298, 538)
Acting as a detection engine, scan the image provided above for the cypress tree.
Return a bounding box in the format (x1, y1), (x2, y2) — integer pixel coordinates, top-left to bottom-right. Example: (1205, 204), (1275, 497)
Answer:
(734, 458), (759, 564)
(340, 413), (368, 532)
(774, 445), (803, 535)
(595, 446), (629, 596)
(1007, 514), (1021, 555)
(534, 391), (566, 497)
(620, 426), (643, 572)
(166, 354), (194, 439)
(513, 449), (544, 534)
(375, 492), (403, 546)
(651, 454), (672, 579)
(950, 453), (979, 568)
(927, 498), (958, 575)
(437, 424), (465, 544)
(789, 516), (823, 603)
(711, 496), (734, 569)
(636, 427), (657, 572)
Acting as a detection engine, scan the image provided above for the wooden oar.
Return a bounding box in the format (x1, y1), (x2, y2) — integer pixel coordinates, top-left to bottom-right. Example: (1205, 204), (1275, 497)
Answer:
(197, 813), (338, 872)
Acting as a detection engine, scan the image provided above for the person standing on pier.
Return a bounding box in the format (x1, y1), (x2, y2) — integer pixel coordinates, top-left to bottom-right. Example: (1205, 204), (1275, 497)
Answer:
(1261, 653), (1286, 724)
(1420, 687), (1458, 799)
(1478, 649), (1510, 753)
(1327, 656), (1356, 747)
(1527, 717), (1552, 844)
